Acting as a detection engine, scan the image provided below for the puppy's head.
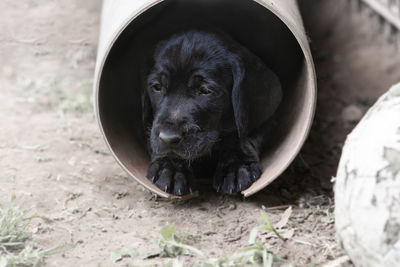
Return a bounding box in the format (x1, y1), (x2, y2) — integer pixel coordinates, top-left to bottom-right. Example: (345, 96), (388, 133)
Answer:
(144, 31), (233, 160)
(142, 30), (282, 160)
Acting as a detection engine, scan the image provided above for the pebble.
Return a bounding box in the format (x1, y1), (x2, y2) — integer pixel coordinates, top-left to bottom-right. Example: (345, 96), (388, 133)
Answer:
(342, 105), (364, 122)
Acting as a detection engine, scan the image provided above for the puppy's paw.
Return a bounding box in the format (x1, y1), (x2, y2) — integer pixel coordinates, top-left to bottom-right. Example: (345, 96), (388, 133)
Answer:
(146, 158), (194, 196)
(213, 160), (262, 195)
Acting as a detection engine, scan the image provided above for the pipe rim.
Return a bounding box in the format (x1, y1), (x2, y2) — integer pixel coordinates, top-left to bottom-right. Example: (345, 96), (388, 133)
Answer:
(93, 0), (317, 199)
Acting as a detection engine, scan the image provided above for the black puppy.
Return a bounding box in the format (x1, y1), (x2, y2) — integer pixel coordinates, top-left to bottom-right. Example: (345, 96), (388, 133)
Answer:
(142, 30), (282, 195)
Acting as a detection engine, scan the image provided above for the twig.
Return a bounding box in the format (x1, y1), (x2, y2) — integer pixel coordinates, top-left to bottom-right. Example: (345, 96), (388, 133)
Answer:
(262, 205), (293, 211)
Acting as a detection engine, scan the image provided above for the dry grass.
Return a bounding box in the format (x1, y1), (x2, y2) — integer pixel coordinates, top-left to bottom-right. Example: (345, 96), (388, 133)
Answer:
(0, 195), (73, 267)
(110, 211), (292, 267)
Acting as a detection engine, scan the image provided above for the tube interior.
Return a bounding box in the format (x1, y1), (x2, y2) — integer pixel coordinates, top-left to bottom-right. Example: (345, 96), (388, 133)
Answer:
(98, 0), (308, 197)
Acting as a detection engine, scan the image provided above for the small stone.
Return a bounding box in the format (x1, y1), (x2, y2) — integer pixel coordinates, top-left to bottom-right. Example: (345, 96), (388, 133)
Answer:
(342, 105), (364, 122)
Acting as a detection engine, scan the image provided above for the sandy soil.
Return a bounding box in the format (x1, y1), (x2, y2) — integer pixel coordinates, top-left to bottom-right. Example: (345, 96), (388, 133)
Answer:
(0, 0), (399, 266)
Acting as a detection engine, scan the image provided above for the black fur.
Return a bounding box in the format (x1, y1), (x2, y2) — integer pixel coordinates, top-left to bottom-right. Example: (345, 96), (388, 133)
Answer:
(142, 30), (282, 195)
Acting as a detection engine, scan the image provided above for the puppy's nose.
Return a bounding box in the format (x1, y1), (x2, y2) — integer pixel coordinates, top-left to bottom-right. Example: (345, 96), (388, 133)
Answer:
(159, 131), (182, 145)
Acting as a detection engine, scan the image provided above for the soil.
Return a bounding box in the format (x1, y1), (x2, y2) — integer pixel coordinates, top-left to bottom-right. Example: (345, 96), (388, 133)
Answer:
(0, 0), (399, 266)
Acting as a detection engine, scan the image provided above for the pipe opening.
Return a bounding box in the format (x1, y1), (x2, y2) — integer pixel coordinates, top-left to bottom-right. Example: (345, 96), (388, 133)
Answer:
(97, 0), (314, 198)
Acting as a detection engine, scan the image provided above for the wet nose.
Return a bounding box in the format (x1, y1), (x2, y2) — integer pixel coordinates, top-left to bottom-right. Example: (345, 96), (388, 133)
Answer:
(159, 131), (182, 146)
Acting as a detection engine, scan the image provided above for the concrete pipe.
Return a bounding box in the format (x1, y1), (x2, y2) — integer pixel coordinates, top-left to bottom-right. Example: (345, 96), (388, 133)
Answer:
(94, 0), (316, 198)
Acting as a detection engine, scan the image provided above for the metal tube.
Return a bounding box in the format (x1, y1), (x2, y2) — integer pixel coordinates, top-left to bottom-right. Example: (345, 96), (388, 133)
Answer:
(94, 0), (317, 198)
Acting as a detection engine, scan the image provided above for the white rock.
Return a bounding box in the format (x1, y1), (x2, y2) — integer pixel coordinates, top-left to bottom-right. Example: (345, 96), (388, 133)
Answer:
(341, 105), (364, 123)
(335, 83), (400, 267)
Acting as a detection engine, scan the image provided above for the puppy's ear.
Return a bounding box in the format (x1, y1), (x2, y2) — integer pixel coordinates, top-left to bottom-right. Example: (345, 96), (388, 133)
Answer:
(230, 49), (282, 138)
(230, 57), (248, 138)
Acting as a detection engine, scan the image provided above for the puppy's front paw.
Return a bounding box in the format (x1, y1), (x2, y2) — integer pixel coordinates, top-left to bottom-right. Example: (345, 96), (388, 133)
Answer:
(146, 158), (194, 196)
(213, 160), (262, 195)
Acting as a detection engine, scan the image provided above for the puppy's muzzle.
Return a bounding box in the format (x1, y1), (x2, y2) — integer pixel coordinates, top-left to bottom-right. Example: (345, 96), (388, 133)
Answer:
(159, 130), (182, 146)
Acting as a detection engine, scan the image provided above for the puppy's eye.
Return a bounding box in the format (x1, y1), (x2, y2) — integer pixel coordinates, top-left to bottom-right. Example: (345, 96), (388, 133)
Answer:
(193, 75), (203, 85)
(151, 83), (162, 92)
(198, 86), (212, 95)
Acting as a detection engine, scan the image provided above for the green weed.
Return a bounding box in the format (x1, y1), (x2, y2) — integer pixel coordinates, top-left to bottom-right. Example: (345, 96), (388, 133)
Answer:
(111, 212), (287, 266)
(0, 195), (73, 267)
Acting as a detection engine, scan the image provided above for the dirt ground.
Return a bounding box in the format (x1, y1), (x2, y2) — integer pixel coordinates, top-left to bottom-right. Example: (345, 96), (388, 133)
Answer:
(1, 0), (399, 266)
